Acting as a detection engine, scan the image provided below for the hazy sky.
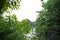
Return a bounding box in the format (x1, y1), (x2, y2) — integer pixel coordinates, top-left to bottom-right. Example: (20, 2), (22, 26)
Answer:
(12, 0), (47, 22)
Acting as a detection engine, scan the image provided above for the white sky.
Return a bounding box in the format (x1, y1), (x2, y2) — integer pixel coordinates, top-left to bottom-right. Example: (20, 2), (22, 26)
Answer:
(12, 0), (47, 22)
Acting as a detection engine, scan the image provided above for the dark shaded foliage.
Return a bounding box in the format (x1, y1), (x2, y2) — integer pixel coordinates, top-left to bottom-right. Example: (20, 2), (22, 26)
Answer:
(36, 0), (60, 40)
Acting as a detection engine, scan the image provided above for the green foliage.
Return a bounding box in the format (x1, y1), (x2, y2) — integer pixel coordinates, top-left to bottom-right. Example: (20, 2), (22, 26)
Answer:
(0, 0), (32, 40)
(19, 19), (31, 34)
(31, 37), (37, 40)
(36, 0), (60, 40)
(0, 14), (31, 40)
(0, 0), (21, 14)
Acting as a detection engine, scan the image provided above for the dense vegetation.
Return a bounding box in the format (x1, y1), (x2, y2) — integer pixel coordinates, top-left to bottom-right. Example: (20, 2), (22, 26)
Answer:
(36, 0), (60, 40)
(0, 0), (31, 40)
(0, 0), (60, 40)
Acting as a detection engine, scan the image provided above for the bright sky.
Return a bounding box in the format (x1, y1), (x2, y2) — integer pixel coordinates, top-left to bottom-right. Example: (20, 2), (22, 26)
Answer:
(12, 0), (47, 22)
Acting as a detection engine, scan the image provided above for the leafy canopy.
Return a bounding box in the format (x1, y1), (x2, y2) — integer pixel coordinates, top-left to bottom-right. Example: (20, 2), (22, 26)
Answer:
(0, 0), (21, 14)
(36, 0), (60, 40)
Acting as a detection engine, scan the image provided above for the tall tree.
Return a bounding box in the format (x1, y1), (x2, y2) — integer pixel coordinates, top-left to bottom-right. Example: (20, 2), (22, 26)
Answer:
(0, 14), (32, 40)
(36, 0), (60, 40)
(0, 0), (21, 40)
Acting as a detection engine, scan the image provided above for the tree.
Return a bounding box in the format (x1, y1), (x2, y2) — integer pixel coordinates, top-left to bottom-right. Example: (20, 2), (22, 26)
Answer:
(0, 14), (18, 40)
(19, 19), (31, 34)
(0, 14), (32, 40)
(0, 0), (34, 40)
(36, 0), (60, 40)
(0, 0), (21, 14)
(0, 0), (21, 40)
(0, 0), (32, 40)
